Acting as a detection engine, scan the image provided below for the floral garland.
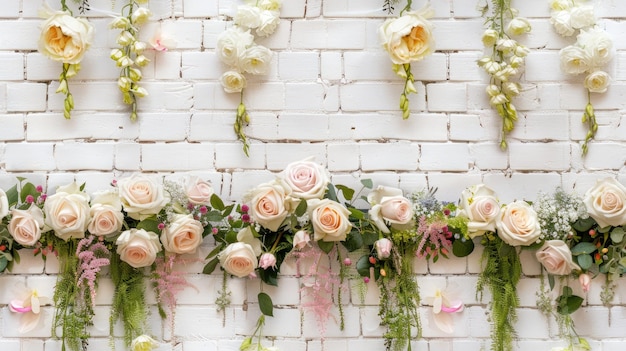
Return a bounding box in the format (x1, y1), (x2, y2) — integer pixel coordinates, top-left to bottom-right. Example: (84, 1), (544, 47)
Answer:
(216, 0), (282, 156)
(38, 1), (94, 119)
(548, 0), (614, 155)
(379, 0), (435, 120)
(110, 0), (152, 121)
(478, 0), (531, 149)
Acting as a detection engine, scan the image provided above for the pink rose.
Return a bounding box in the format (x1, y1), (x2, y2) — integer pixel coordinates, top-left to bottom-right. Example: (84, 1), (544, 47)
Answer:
(367, 186), (414, 233)
(293, 230), (310, 250)
(375, 238), (393, 259)
(160, 214), (204, 254)
(116, 229), (162, 268)
(308, 199), (352, 242)
(579, 273), (591, 292)
(219, 242), (258, 278)
(88, 190), (123, 237)
(8, 206), (44, 247)
(535, 240), (579, 275)
(259, 253), (277, 269)
(185, 176), (214, 206)
(583, 178), (626, 228)
(244, 179), (297, 232)
(281, 157), (330, 200)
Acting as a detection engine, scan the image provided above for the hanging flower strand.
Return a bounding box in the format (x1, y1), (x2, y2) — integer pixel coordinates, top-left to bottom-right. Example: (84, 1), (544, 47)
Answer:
(477, 0), (531, 149)
(216, 0), (282, 156)
(110, 0), (151, 121)
(548, 0), (614, 155)
(379, 0), (435, 119)
(38, 1), (94, 119)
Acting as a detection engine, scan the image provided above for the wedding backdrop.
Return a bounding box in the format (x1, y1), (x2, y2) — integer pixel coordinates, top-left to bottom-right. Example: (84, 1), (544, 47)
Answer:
(1, 0), (626, 351)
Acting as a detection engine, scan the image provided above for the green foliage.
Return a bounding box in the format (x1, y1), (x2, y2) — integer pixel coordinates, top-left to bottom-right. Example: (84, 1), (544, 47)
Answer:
(258, 292), (274, 317)
(477, 236), (521, 351)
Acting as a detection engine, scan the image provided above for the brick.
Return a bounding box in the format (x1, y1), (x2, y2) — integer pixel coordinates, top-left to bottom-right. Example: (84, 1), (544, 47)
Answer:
(0, 20), (40, 50)
(508, 142), (571, 171)
(320, 51), (342, 81)
(4, 143), (55, 171)
(360, 141), (419, 171)
(0, 114), (24, 141)
(138, 113), (190, 141)
(55, 142), (115, 170)
(341, 82), (426, 111)
(7, 83), (47, 112)
(0, 53), (23, 80)
(291, 20), (367, 50)
(278, 52), (319, 81)
(181, 52), (222, 80)
(427, 83), (468, 112)
(183, 0), (218, 17)
(420, 143), (471, 171)
(141, 143), (215, 171)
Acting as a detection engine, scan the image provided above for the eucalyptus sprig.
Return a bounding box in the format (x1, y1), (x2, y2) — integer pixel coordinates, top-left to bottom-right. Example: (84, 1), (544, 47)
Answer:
(478, 0), (530, 149)
(110, 0), (151, 121)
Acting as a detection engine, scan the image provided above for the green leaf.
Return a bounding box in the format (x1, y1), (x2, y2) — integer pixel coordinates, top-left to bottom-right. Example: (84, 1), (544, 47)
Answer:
(572, 217), (595, 232)
(548, 274), (555, 291)
(295, 199), (307, 217)
(326, 184), (338, 202)
(618, 257), (626, 268)
(571, 242), (598, 255)
(356, 255), (372, 277)
(225, 230), (238, 244)
(361, 231), (378, 246)
(348, 207), (364, 220)
(258, 292), (274, 317)
(206, 210), (225, 222)
(5, 185), (18, 207)
(557, 294), (584, 315)
(360, 179), (373, 189)
(210, 194), (225, 211)
(136, 217), (161, 233)
(20, 183), (38, 203)
(452, 239), (474, 257)
(611, 227), (625, 244)
(577, 254), (593, 270)
(223, 204), (235, 216)
(202, 258), (219, 275)
(205, 245), (224, 260)
(0, 256), (7, 273)
(318, 240), (335, 253)
(342, 230), (363, 252)
(336, 185), (354, 201)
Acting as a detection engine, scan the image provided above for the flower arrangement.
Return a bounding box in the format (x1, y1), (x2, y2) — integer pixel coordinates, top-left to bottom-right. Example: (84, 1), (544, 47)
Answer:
(378, 1), (435, 120)
(110, 0), (152, 121)
(548, 0), (614, 155)
(477, 0), (531, 149)
(38, 2), (94, 119)
(216, 0), (283, 156)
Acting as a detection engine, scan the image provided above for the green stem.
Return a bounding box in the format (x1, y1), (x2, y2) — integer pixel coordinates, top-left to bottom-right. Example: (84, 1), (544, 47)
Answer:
(400, 0), (412, 15)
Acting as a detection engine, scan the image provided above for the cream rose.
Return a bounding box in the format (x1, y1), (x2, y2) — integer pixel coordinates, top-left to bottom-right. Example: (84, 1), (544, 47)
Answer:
(234, 5), (261, 29)
(256, 10), (280, 37)
(457, 184), (501, 238)
(536, 240), (580, 276)
(559, 45), (591, 75)
(584, 70), (610, 93)
(160, 214), (204, 254)
(44, 182), (91, 241)
(216, 27), (254, 67)
(496, 200), (541, 246)
(38, 7), (94, 64)
(236, 227), (263, 256)
(583, 178), (626, 228)
(184, 176), (214, 206)
(308, 199), (352, 242)
(239, 44), (273, 75)
(88, 190), (124, 237)
(550, 11), (575, 37)
(244, 179), (297, 232)
(378, 6), (435, 64)
(8, 206), (45, 247)
(281, 157), (330, 200)
(578, 28), (614, 69)
(367, 186), (414, 234)
(218, 242), (258, 278)
(220, 70), (247, 93)
(116, 229), (162, 268)
(569, 5), (595, 29)
(118, 174), (169, 220)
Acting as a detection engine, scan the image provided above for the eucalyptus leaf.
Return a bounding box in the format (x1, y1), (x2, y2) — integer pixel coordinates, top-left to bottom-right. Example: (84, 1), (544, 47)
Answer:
(326, 184), (338, 202)
(577, 254), (593, 270)
(571, 242), (598, 255)
(611, 227), (625, 244)
(258, 292), (274, 317)
(336, 185), (355, 201)
(356, 255), (371, 277)
(361, 179), (373, 189)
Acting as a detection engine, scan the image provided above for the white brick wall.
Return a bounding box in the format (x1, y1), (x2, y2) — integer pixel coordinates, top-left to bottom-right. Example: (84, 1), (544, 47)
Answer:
(2, 0), (626, 349)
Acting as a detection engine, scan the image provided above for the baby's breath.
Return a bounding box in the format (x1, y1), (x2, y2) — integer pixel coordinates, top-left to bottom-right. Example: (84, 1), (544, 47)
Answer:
(533, 188), (587, 241)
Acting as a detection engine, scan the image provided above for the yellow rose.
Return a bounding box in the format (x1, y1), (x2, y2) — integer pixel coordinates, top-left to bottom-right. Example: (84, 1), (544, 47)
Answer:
(38, 8), (94, 64)
(378, 5), (435, 64)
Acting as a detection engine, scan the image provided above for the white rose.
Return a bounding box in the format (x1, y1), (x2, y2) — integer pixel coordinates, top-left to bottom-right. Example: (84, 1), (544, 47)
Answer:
(378, 6), (435, 64)
(536, 240), (580, 276)
(256, 10), (280, 37)
(457, 184), (501, 238)
(550, 11), (575, 37)
(584, 70), (610, 93)
(216, 27), (254, 67)
(44, 182), (91, 241)
(239, 44), (273, 75)
(160, 214), (204, 254)
(281, 157), (330, 200)
(131, 334), (158, 351)
(257, 0), (282, 11)
(118, 174), (169, 221)
(496, 200), (541, 246)
(569, 5), (595, 29)
(244, 179), (297, 232)
(220, 70), (247, 93)
(550, 0), (572, 11)
(577, 28), (614, 68)
(116, 229), (162, 268)
(184, 176), (214, 206)
(506, 17), (531, 36)
(367, 186), (414, 234)
(308, 199), (352, 242)
(236, 227), (263, 256)
(8, 206), (44, 247)
(234, 5), (261, 29)
(559, 45), (591, 75)
(0, 188), (8, 220)
(218, 242), (258, 278)
(38, 7), (94, 64)
(583, 178), (626, 228)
